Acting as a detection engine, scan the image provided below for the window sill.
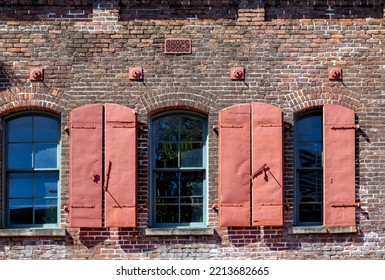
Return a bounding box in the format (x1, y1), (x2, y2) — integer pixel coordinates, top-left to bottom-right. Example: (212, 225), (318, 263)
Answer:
(289, 225), (357, 234)
(0, 228), (66, 237)
(144, 228), (214, 236)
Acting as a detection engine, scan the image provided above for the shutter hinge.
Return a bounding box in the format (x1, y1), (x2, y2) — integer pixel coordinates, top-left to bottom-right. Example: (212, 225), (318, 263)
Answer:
(71, 205), (95, 208)
(260, 203), (282, 206)
(331, 203), (360, 208)
(220, 203), (244, 207)
(109, 121), (136, 128)
(221, 124), (244, 128)
(71, 125), (96, 129)
(112, 205), (135, 208)
(259, 124), (282, 127)
(331, 124), (360, 130)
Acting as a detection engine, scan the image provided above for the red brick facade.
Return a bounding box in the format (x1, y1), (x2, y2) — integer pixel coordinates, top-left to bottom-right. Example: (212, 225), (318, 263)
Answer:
(0, 0), (385, 259)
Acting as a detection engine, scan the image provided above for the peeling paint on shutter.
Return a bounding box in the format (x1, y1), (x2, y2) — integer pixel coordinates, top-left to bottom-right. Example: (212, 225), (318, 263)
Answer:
(104, 103), (137, 228)
(324, 104), (356, 227)
(251, 102), (284, 226)
(70, 104), (103, 228)
(218, 103), (251, 227)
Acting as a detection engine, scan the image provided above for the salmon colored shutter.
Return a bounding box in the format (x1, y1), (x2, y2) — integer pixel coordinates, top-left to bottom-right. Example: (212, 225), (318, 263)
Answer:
(105, 103), (137, 227)
(323, 104), (356, 227)
(251, 102), (284, 226)
(70, 104), (103, 228)
(218, 104), (251, 226)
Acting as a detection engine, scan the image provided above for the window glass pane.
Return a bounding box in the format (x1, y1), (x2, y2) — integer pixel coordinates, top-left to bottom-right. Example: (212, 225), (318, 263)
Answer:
(34, 144), (58, 168)
(8, 144), (33, 169)
(298, 171), (323, 223)
(297, 115), (322, 142)
(35, 172), (59, 198)
(180, 117), (203, 141)
(298, 142), (322, 168)
(155, 142), (178, 168)
(35, 199), (58, 224)
(180, 143), (203, 167)
(180, 171), (204, 196)
(156, 197), (179, 204)
(9, 199), (33, 225)
(155, 172), (179, 197)
(299, 204), (322, 223)
(8, 116), (33, 142)
(156, 205), (179, 223)
(154, 116), (179, 141)
(180, 205), (203, 223)
(34, 116), (60, 142)
(8, 173), (34, 198)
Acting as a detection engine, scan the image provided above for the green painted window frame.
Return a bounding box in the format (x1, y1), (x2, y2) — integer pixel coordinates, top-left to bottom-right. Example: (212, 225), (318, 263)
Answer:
(2, 112), (61, 229)
(294, 110), (323, 226)
(150, 111), (208, 228)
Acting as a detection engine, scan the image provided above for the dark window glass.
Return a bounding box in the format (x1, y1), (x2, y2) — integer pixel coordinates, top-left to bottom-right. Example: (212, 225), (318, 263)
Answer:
(295, 112), (323, 225)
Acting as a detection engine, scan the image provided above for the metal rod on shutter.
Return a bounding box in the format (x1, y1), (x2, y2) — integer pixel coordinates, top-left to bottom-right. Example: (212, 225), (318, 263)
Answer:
(243, 163), (267, 184)
(104, 160), (112, 191)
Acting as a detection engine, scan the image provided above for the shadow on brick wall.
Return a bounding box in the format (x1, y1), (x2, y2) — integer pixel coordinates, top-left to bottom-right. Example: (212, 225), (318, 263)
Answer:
(265, 4), (384, 21)
(0, 62), (18, 92)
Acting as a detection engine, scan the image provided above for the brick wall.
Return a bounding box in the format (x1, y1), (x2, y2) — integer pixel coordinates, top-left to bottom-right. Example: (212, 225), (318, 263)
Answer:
(0, 0), (385, 259)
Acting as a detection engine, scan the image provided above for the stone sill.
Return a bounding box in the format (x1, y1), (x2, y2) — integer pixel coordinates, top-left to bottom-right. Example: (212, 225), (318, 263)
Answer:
(289, 225), (357, 234)
(144, 228), (214, 236)
(0, 228), (66, 237)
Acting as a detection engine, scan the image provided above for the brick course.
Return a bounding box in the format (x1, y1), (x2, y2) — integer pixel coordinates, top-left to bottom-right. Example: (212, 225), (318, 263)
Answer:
(0, 0), (385, 259)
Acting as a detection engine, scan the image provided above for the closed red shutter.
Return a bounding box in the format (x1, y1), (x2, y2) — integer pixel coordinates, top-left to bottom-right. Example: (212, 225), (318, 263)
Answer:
(323, 104), (356, 227)
(105, 103), (137, 227)
(251, 102), (283, 226)
(70, 104), (103, 228)
(218, 104), (251, 226)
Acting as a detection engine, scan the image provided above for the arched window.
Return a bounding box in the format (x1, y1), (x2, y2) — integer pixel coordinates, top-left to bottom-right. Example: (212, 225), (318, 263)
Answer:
(4, 113), (60, 228)
(151, 112), (208, 227)
(294, 111), (323, 225)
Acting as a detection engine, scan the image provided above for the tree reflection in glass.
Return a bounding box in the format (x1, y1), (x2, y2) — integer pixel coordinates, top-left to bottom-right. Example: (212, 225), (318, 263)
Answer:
(153, 113), (206, 225)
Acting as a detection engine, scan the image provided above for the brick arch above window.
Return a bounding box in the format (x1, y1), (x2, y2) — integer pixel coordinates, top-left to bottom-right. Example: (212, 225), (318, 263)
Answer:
(285, 87), (361, 113)
(0, 87), (68, 116)
(139, 87), (217, 116)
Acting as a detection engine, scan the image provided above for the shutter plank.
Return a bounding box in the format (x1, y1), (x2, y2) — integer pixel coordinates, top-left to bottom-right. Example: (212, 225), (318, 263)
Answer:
(105, 104), (137, 227)
(70, 104), (103, 228)
(251, 102), (284, 226)
(218, 104), (251, 226)
(324, 104), (356, 227)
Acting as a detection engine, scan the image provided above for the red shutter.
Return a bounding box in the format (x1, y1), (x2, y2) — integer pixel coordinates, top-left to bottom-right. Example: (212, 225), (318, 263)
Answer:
(105, 103), (137, 227)
(251, 102), (283, 226)
(70, 104), (103, 228)
(323, 104), (356, 227)
(218, 104), (251, 226)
